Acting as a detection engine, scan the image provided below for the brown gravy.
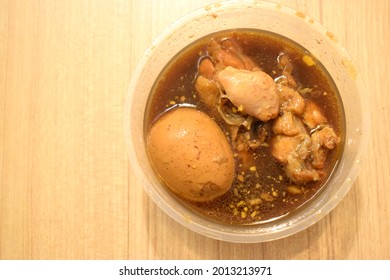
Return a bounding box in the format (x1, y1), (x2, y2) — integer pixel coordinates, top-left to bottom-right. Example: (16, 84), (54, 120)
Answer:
(145, 29), (345, 225)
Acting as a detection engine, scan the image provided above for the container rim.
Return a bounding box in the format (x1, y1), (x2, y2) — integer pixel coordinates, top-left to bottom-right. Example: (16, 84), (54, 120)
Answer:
(124, 0), (369, 243)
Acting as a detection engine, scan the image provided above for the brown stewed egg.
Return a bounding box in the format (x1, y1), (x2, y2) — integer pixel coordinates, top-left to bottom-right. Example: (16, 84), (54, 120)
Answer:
(146, 107), (234, 202)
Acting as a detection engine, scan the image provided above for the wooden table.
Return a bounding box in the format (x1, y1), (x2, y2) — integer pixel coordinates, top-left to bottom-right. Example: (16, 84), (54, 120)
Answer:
(0, 0), (389, 260)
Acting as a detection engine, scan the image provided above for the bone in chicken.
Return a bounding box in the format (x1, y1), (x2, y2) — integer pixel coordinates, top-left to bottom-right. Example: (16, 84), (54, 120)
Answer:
(195, 37), (279, 121)
(218, 66), (280, 122)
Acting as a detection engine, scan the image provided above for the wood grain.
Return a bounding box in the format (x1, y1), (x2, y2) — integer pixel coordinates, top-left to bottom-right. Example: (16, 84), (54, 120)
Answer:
(0, 0), (389, 260)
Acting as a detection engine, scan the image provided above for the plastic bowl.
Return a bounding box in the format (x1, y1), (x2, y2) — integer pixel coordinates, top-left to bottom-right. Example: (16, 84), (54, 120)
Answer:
(124, 1), (368, 242)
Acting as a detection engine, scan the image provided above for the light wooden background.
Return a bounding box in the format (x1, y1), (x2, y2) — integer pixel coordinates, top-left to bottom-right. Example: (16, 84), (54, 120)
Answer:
(0, 0), (389, 260)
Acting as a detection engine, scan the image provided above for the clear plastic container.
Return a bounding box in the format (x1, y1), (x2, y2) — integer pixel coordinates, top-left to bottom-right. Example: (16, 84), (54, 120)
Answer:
(124, 1), (368, 242)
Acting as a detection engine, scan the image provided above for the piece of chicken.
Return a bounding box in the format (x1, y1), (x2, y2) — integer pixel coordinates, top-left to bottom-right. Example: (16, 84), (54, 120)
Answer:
(218, 66), (279, 122)
(271, 117), (322, 184)
(277, 85), (306, 115)
(271, 134), (305, 164)
(272, 111), (302, 136)
(284, 156), (322, 183)
(208, 38), (258, 71)
(277, 52), (297, 88)
(195, 75), (220, 109)
(311, 125), (341, 169)
(272, 134), (323, 184)
(271, 117), (340, 183)
(195, 37), (262, 110)
(303, 100), (327, 129)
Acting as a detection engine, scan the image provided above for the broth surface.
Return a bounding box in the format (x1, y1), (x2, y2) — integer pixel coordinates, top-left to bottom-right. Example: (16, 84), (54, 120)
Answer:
(145, 29), (345, 225)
